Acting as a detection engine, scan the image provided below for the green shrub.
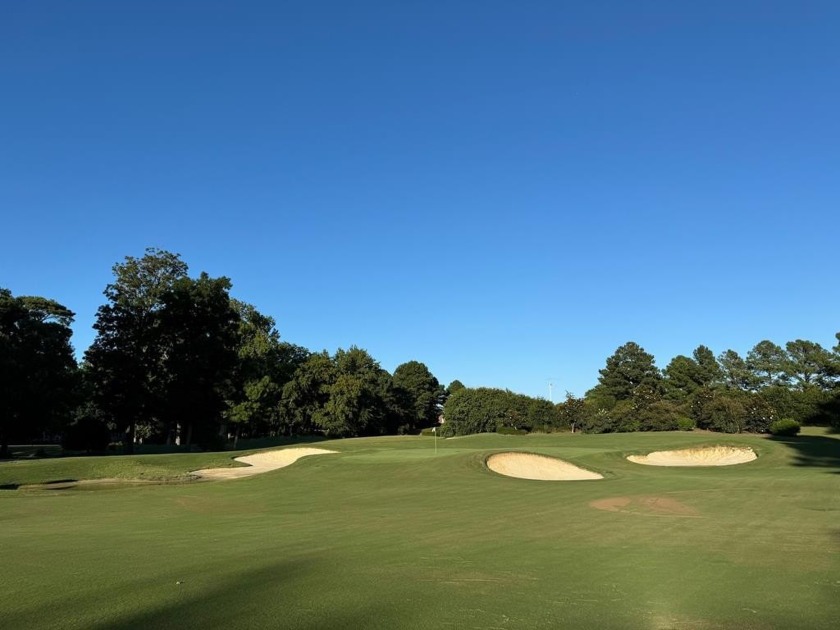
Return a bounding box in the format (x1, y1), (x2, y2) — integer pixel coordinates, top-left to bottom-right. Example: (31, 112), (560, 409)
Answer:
(697, 396), (746, 433)
(439, 423), (456, 438)
(579, 409), (617, 434)
(638, 400), (681, 432)
(769, 418), (800, 436)
(743, 394), (776, 433)
(496, 426), (528, 436)
(676, 417), (695, 431)
(616, 417), (641, 433)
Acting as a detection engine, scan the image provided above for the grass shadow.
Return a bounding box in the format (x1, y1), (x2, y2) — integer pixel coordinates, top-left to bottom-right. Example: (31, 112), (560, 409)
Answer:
(769, 435), (840, 472)
(229, 434), (328, 451)
(4, 436), (330, 461)
(2, 557), (372, 630)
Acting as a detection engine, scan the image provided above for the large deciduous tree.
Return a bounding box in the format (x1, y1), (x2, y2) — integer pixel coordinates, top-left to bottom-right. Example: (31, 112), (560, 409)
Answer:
(279, 352), (336, 435)
(441, 387), (556, 436)
(391, 361), (444, 433)
(157, 273), (240, 447)
(316, 347), (387, 437)
(0, 289), (77, 457)
(556, 392), (587, 432)
(224, 300), (309, 445)
(86, 249), (188, 452)
(280, 347), (389, 438)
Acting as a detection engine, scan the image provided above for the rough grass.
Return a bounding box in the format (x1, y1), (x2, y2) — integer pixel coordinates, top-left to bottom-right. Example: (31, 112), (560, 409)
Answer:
(0, 451), (247, 487)
(1, 429), (839, 629)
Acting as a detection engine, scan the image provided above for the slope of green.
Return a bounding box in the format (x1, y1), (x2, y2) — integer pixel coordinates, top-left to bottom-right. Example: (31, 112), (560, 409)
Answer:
(0, 451), (248, 487)
(1, 430), (838, 629)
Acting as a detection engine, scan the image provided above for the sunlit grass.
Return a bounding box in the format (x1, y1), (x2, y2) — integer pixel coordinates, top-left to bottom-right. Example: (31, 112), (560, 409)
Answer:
(1, 430), (838, 629)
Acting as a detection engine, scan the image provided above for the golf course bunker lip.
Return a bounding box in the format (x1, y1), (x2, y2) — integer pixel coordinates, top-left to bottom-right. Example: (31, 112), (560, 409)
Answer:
(192, 447), (337, 480)
(626, 446), (756, 467)
(486, 452), (603, 481)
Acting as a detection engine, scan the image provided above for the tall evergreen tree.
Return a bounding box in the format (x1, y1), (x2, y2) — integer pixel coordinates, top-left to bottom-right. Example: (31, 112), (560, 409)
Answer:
(746, 340), (790, 388)
(447, 380), (466, 395)
(718, 349), (758, 391)
(663, 355), (704, 400)
(592, 341), (663, 402)
(692, 345), (722, 387)
(784, 339), (836, 390)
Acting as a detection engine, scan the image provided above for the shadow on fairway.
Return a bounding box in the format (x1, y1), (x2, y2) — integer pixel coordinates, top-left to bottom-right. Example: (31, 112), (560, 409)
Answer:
(94, 560), (367, 630)
(770, 435), (840, 472)
(4, 558), (372, 630)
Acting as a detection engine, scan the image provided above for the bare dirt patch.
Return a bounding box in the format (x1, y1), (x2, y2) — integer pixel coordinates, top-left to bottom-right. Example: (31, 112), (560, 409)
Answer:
(590, 495), (700, 517)
(192, 447), (337, 480)
(486, 452), (602, 481)
(627, 446), (756, 467)
(590, 496), (632, 512)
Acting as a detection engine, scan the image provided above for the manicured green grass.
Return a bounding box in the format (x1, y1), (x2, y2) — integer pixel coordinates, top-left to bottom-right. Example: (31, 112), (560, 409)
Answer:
(2, 430), (839, 629)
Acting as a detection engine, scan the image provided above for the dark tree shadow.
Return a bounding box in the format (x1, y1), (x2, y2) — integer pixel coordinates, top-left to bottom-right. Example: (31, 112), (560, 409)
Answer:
(4, 557), (375, 630)
(227, 434), (329, 452)
(770, 435), (840, 472)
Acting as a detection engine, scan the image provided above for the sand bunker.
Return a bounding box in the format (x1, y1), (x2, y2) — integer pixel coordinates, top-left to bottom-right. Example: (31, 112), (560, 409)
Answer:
(627, 446), (756, 467)
(486, 452), (603, 481)
(192, 447), (337, 480)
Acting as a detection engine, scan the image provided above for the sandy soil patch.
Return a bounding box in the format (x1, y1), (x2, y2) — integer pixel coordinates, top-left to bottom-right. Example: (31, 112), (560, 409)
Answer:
(627, 445), (756, 467)
(192, 447), (337, 480)
(590, 495), (700, 517)
(486, 452), (603, 480)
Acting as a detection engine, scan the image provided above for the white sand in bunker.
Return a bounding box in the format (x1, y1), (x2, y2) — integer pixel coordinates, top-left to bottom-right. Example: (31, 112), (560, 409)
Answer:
(627, 445), (756, 467)
(486, 452), (603, 481)
(192, 447), (337, 480)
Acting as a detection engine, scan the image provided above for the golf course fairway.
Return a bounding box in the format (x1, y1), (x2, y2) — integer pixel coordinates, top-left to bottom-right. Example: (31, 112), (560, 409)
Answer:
(1, 429), (838, 629)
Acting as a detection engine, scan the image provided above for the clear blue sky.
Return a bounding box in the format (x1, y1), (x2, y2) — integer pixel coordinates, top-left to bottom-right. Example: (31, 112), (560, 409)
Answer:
(2, 1), (838, 398)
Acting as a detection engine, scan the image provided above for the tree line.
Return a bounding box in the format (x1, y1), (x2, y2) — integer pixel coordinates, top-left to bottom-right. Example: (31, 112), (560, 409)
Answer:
(442, 340), (840, 436)
(3, 248), (840, 454)
(1, 249), (448, 456)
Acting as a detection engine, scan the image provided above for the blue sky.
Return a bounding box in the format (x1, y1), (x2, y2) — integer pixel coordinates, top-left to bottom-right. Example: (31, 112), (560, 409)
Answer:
(2, 1), (839, 398)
